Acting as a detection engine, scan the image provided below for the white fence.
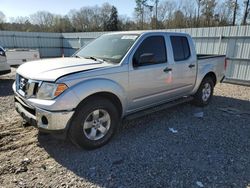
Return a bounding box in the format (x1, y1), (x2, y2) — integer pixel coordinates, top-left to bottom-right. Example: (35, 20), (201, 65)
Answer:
(0, 26), (250, 85)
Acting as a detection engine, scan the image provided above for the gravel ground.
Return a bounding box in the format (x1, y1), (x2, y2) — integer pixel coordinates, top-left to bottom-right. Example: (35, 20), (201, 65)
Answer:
(0, 68), (249, 188)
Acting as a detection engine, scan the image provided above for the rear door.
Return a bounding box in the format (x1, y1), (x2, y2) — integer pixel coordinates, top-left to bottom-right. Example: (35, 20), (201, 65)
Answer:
(168, 35), (197, 94)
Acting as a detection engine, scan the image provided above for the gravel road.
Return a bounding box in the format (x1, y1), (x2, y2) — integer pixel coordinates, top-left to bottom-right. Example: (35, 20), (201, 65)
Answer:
(0, 68), (249, 188)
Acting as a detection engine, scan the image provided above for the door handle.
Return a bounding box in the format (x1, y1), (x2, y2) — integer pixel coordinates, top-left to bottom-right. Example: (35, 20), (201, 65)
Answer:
(188, 64), (195, 68)
(163, 67), (172, 73)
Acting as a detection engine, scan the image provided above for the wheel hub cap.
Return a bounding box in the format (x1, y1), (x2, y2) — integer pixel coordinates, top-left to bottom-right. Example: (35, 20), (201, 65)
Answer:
(83, 109), (111, 141)
(202, 83), (211, 102)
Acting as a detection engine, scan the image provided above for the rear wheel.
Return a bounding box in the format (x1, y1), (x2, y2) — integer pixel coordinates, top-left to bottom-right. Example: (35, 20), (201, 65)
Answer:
(192, 77), (214, 107)
(69, 97), (120, 150)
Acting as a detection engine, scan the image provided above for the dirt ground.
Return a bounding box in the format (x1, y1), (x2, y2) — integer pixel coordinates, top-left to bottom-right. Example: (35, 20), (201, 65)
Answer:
(0, 68), (249, 188)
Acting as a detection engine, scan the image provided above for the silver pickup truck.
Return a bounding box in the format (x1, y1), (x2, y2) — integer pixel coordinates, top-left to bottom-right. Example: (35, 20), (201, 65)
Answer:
(13, 31), (226, 149)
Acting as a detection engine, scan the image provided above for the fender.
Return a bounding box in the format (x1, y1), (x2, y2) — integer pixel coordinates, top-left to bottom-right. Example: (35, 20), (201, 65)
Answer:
(192, 63), (216, 94)
(70, 78), (127, 115)
(26, 78), (127, 113)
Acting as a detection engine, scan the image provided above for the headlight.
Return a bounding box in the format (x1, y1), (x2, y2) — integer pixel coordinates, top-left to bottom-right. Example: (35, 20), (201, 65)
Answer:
(37, 82), (68, 99)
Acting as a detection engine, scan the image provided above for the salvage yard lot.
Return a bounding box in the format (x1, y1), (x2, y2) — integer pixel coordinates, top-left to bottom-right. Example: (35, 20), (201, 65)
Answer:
(0, 68), (249, 188)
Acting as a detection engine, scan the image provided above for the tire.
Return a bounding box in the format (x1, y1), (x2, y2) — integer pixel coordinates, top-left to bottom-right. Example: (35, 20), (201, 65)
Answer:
(192, 76), (214, 107)
(69, 97), (120, 150)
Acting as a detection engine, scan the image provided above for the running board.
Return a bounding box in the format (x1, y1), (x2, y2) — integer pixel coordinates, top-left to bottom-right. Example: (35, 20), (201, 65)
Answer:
(124, 96), (193, 121)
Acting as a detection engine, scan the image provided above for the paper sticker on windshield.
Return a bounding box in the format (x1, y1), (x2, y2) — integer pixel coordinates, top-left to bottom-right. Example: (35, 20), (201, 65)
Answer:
(121, 35), (137, 40)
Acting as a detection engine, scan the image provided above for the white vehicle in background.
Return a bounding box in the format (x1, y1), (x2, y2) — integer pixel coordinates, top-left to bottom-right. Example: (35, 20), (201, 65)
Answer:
(0, 46), (11, 75)
(6, 49), (40, 66)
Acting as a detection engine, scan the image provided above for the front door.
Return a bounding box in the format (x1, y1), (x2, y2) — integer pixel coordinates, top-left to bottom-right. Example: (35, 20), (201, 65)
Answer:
(127, 35), (175, 111)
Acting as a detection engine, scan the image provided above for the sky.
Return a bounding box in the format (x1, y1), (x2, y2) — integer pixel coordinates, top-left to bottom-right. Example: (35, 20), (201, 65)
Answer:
(1, 0), (246, 22)
(1, 0), (136, 21)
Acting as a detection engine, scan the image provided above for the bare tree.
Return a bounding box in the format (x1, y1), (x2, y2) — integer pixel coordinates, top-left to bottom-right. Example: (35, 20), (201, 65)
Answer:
(0, 11), (6, 23)
(9, 16), (29, 24)
(196, 0), (202, 26)
(200, 0), (217, 26)
(233, 0), (239, 25)
(30, 11), (55, 31)
(134, 0), (149, 29)
(157, 0), (177, 25)
(181, 0), (196, 27)
(100, 3), (113, 31)
(217, 0), (239, 25)
(242, 0), (249, 25)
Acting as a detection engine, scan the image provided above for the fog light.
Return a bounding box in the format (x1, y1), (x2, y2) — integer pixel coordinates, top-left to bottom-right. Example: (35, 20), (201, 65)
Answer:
(41, 116), (48, 125)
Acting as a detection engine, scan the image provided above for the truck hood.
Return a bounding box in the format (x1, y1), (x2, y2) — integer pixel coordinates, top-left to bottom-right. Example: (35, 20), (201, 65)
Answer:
(17, 57), (112, 81)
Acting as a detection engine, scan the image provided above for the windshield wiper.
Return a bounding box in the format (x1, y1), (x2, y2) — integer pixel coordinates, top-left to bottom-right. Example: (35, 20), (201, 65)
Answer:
(84, 56), (105, 63)
(74, 55), (83, 58)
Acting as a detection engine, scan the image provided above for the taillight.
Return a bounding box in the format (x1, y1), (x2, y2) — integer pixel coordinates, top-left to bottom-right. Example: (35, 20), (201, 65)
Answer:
(224, 58), (228, 70)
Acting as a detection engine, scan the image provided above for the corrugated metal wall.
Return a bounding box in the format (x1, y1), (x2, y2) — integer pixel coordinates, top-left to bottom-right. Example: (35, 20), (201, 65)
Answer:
(61, 32), (106, 56)
(0, 26), (250, 84)
(0, 30), (62, 57)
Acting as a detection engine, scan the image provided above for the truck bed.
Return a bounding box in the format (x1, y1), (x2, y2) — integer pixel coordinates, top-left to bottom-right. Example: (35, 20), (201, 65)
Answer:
(196, 54), (226, 85)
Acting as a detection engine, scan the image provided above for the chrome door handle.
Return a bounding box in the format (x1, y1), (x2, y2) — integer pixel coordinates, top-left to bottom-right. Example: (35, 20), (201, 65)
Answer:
(188, 64), (195, 68)
(163, 67), (172, 73)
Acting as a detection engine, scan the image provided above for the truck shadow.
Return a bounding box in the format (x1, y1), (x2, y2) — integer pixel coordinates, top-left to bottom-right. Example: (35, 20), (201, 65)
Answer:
(38, 95), (250, 187)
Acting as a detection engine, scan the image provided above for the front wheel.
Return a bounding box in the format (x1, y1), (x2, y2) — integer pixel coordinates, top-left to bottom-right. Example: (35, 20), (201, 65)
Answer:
(192, 77), (214, 107)
(69, 97), (120, 149)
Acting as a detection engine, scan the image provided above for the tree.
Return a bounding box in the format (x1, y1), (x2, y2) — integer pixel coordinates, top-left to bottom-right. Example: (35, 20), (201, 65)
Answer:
(217, 0), (239, 26)
(157, 0), (177, 28)
(30, 11), (55, 31)
(172, 10), (186, 28)
(232, 0), (239, 25)
(1, 0), (246, 32)
(53, 16), (73, 32)
(242, 0), (249, 25)
(134, 0), (149, 29)
(181, 0), (197, 27)
(0, 11), (6, 23)
(118, 15), (137, 30)
(106, 6), (118, 31)
(0, 11), (6, 29)
(148, 0), (159, 29)
(200, 0), (217, 26)
(101, 3), (113, 31)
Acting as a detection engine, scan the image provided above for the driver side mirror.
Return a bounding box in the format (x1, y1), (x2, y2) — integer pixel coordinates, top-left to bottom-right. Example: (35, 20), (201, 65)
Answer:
(133, 53), (155, 67)
(0, 48), (6, 57)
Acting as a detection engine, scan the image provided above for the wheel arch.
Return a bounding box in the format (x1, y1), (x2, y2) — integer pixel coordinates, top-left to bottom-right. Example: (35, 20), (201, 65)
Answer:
(76, 91), (123, 118)
(203, 71), (217, 86)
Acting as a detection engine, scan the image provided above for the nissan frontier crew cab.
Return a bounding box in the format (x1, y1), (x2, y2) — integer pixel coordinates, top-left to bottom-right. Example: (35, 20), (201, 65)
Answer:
(13, 31), (226, 149)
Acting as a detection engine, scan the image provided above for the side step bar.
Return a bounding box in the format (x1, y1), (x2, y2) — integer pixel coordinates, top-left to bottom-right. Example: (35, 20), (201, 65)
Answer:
(124, 96), (193, 121)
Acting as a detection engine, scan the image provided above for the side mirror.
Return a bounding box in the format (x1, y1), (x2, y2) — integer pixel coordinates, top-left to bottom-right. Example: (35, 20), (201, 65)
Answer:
(138, 53), (154, 64)
(0, 48), (6, 57)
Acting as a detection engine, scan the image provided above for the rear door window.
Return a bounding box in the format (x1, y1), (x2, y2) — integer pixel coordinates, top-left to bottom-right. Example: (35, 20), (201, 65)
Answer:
(170, 36), (190, 61)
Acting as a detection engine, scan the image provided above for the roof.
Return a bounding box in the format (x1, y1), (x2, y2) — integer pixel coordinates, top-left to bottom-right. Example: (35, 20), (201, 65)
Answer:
(104, 30), (188, 36)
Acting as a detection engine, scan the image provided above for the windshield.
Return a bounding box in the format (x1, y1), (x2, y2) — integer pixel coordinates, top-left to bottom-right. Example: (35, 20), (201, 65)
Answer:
(75, 34), (139, 64)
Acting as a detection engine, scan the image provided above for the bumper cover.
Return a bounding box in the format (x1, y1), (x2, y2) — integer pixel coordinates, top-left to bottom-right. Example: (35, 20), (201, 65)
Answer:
(15, 97), (74, 131)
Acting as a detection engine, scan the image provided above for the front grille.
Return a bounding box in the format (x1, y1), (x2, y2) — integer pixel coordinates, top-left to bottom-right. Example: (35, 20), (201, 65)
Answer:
(16, 74), (40, 98)
(18, 75), (28, 92)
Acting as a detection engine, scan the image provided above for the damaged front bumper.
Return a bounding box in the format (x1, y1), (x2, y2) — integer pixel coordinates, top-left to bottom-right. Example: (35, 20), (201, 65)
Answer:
(15, 95), (74, 133)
